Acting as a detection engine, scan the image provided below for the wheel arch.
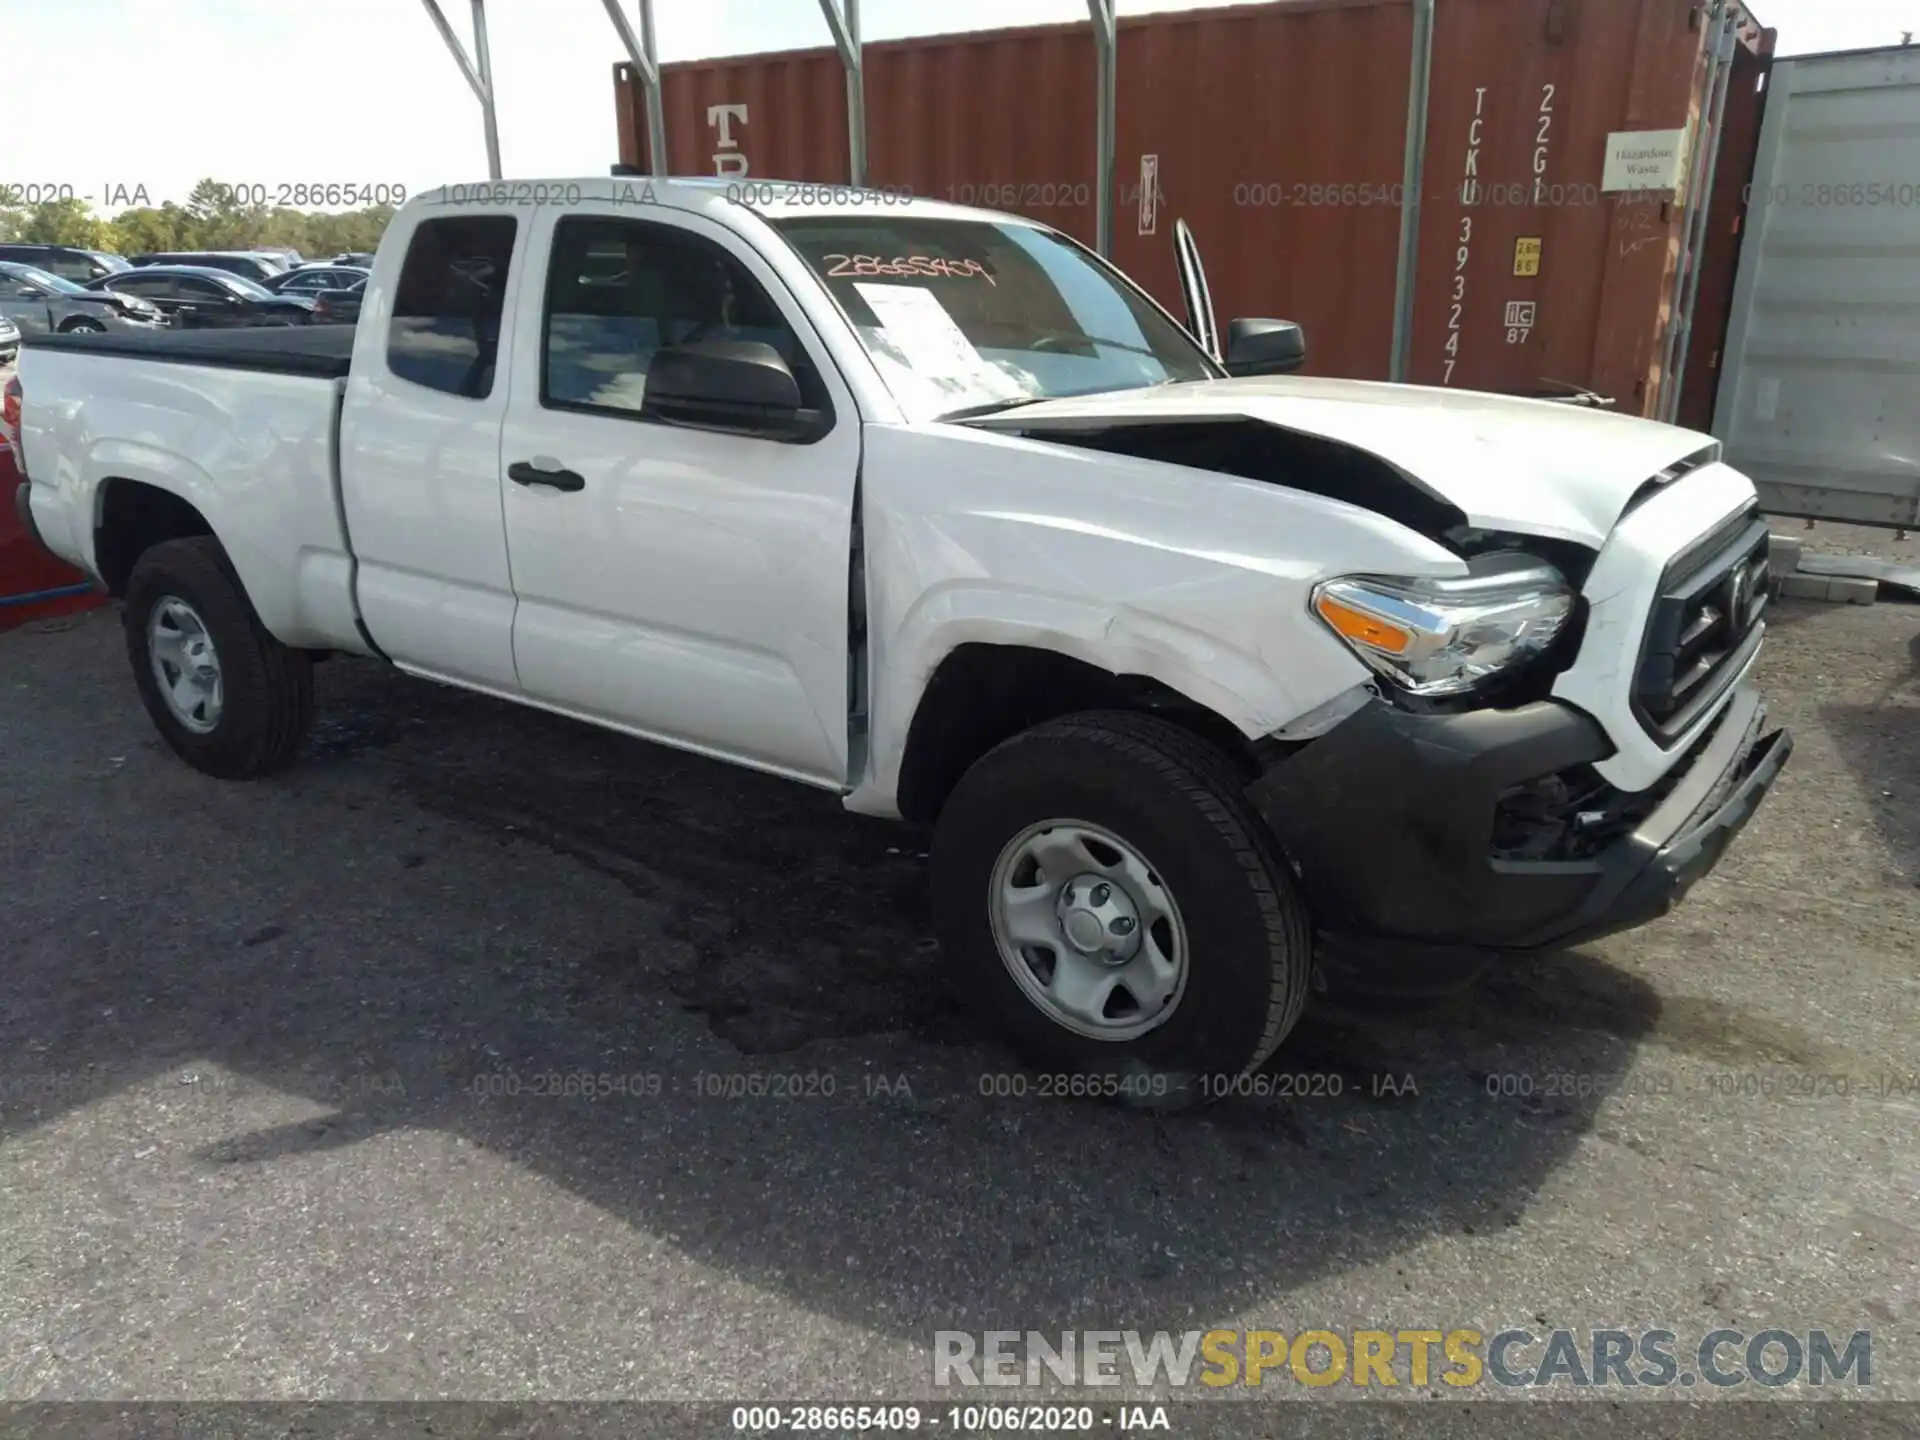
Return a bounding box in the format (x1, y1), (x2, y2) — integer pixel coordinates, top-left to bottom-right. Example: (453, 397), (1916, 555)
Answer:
(93, 476), (216, 597)
(892, 642), (1264, 826)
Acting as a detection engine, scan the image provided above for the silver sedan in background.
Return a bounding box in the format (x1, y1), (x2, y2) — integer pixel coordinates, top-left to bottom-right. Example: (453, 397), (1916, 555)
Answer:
(0, 261), (167, 336)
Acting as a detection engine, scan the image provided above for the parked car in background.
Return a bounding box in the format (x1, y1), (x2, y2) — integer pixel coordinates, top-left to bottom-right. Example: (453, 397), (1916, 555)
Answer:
(0, 261), (168, 336)
(265, 264), (370, 296)
(0, 313), (18, 365)
(129, 251), (287, 284)
(309, 277), (366, 324)
(86, 266), (315, 328)
(251, 247), (304, 269)
(330, 252), (376, 267)
(0, 244), (131, 282)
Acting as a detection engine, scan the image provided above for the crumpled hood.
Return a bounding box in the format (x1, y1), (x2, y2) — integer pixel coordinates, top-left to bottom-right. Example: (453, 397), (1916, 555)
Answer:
(966, 375), (1721, 548)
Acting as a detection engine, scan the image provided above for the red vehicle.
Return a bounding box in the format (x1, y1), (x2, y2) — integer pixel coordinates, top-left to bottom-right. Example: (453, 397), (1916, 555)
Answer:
(3, 375), (103, 630)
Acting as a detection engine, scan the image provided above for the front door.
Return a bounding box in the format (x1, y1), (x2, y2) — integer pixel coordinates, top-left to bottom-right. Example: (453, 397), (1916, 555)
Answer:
(497, 205), (861, 787)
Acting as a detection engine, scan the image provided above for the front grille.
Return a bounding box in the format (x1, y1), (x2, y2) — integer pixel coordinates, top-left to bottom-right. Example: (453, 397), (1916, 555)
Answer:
(1633, 505), (1769, 745)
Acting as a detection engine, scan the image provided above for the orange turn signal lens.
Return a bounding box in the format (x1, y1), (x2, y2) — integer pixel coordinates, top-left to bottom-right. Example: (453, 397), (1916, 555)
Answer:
(1314, 592), (1413, 656)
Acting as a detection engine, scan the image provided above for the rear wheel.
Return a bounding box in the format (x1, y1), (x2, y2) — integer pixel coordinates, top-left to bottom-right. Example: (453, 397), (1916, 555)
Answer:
(931, 711), (1313, 1108)
(123, 536), (313, 778)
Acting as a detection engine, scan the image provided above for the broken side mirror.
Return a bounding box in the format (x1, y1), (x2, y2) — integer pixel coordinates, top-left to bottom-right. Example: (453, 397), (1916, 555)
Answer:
(1224, 318), (1307, 376)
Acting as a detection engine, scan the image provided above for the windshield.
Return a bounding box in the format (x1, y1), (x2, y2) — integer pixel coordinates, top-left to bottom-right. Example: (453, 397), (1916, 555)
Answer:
(772, 216), (1217, 420)
(0, 263), (85, 294)
(217, 272), (273, 299)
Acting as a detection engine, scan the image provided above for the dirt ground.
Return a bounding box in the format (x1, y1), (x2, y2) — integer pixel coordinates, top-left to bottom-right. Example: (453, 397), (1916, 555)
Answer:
(0, 557), (1914, 1417)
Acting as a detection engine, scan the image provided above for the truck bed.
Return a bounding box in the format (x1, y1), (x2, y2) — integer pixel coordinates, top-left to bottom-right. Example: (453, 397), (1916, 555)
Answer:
(22, 323), (356, 379)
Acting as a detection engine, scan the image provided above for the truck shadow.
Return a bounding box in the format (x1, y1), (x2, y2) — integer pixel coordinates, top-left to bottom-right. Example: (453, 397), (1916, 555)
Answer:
(4, 649), (1679, 1342)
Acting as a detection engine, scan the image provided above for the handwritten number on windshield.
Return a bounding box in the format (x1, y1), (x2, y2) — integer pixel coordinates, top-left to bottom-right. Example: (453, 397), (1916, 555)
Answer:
(821, 254), (997, 286)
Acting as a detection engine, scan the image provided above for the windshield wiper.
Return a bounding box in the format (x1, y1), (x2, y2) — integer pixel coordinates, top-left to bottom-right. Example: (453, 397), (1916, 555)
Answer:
(938, 395), (1052, 422)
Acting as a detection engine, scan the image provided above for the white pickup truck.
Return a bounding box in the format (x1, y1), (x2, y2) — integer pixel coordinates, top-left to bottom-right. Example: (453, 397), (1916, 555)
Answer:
(10, 178), (1790, 1104)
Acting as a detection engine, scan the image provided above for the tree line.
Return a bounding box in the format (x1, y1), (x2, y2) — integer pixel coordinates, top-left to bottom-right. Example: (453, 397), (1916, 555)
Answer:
(0, 179), (395, 258)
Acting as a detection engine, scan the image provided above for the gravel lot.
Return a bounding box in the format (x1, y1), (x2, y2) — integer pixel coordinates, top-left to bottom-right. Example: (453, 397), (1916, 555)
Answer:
(1, 572), (1915, 1410)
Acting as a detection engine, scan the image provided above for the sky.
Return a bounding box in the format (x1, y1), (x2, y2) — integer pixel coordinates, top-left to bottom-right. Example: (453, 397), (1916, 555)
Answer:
(8, 0), (1917, 213)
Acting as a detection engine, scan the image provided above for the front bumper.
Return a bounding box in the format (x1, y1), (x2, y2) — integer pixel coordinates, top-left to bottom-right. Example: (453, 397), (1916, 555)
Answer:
(1247, 686), (1791, 977)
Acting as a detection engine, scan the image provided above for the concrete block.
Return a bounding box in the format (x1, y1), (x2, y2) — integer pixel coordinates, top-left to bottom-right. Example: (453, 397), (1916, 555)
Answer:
(1828, 575), (1878, 606)
(1778, 574), (1831, 599)
(1767, 534), (1804, 575)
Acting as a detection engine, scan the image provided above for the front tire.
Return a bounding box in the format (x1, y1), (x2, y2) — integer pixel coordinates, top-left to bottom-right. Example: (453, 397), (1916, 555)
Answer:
(59, 317), (106, 334)
(931, 711), (1313, 1108)
(123, 536), (314, 778)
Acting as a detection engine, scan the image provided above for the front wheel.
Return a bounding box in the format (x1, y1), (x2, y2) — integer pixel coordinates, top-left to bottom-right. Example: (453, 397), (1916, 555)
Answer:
(123, 536), (314, 778)
(931, 711), (1313, 1108)
(59, 317), (106, 334)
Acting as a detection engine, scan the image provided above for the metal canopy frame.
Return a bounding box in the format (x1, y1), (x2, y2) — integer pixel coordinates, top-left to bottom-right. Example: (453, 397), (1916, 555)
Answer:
(419, 0), (502, 179)
(425, 1), (1440, 342)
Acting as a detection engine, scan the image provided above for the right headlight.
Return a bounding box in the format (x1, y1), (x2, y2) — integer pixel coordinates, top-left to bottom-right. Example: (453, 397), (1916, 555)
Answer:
(1310, 552), (1574, 698)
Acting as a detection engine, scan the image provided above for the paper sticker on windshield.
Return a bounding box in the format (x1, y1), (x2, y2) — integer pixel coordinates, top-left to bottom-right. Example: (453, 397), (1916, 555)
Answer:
(853, 283), (1027, 403)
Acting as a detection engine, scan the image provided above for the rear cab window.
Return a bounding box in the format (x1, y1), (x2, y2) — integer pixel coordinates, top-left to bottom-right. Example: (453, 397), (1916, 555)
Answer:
(386, 215), (519, 399)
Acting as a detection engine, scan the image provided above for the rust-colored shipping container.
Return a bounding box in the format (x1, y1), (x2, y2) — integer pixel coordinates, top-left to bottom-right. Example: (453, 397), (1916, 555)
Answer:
(615, 0), (1771, 420)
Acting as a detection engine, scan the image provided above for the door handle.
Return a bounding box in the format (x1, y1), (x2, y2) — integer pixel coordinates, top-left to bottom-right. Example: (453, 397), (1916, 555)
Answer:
(508, 460), (586, 493)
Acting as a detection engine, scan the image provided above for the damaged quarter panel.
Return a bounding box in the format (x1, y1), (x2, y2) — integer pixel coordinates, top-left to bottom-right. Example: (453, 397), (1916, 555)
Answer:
(849, 419), (1469, 818)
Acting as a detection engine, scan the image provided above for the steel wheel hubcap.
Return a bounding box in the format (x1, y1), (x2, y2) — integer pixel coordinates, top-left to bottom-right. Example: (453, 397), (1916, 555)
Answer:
(148, 597), (223, 734)
(988, 820), (1188, 1041)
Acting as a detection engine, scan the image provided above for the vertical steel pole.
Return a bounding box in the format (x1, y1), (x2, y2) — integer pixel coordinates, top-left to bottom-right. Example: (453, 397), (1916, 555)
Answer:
(846, 0), (866, 185)
(601, 0), (669, 174)
(1088, 0), (1117, 257)
(470, 0), (502, 179)
(1666, 10), (1740, 423)
(639, 0), (668, 174)
(1656, 5), (1730, 420)
(1389, 0), (1436, 383)
(818, 0), (867, 185)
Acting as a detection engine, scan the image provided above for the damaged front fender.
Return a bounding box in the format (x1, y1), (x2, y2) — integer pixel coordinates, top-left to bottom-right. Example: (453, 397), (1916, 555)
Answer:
(847, 420), (1469, 816)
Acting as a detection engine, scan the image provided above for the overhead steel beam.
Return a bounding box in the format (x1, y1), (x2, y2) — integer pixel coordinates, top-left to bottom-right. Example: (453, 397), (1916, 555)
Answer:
(420, 0), (502, 179)
(1088, 0), (1117, 257)
(602, 0), (670, 174)
(818, 0), (867, 185)
(1389, 0), (1436, 383)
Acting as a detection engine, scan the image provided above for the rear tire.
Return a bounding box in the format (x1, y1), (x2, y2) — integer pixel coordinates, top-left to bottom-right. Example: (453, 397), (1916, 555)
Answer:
(123, 536), (313, 779)
(931, 711), (1313, 1109)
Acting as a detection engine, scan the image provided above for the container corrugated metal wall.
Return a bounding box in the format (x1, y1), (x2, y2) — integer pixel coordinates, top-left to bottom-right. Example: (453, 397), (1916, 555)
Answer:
(615, 0), (1769, 416)
(1713, 45), (1920, 528)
